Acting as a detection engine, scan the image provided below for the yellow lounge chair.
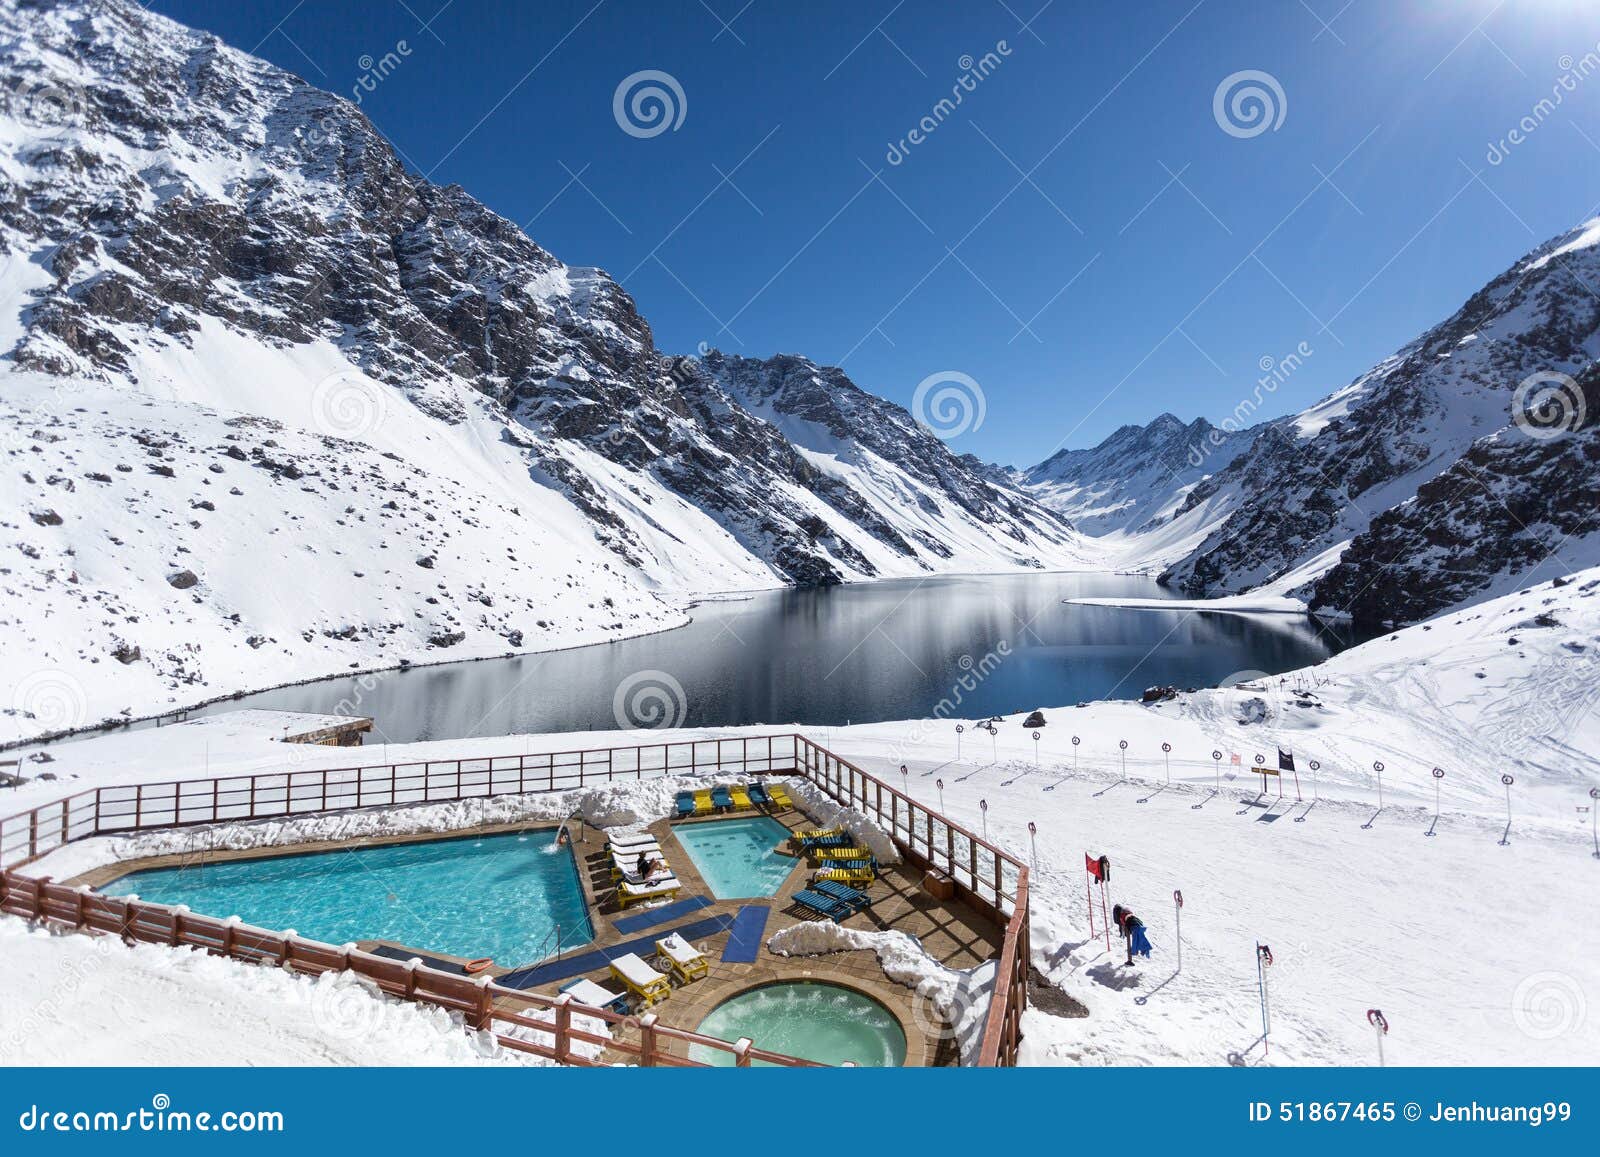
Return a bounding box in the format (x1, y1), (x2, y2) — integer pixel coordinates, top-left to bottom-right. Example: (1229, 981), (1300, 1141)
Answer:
(816, 866), (877, 885)
(768, 784), (794, 810)
(815, 846), (870, 861)
(692, 789), (714, 815)
(616, 875), (681, 908)
(610, 952), (672, 1006)
(655, 933), (709, 983)
(729, 785), (752, 810)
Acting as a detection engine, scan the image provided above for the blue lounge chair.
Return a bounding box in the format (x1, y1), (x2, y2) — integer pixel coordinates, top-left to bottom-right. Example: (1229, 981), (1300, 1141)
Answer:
(711, 785), (733, 812)
(792, 889), (852, 923)
(748, 782), (771, 808)
(800, 831), (853, 849)
(675, 791), (696, 817)
(812, 879), (871, 912)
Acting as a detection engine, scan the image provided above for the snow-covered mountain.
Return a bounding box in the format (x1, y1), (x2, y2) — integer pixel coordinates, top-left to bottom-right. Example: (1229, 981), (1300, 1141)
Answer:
(1021, 412), (1260, 543)
(0, 0), (1082, 739)
(1151, 219), (1600, 620)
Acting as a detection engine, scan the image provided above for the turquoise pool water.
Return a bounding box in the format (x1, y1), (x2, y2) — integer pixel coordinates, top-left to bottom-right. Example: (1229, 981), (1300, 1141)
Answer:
(102, 832), (593, 966)
(689, 982), (908, 1067)
(672, 816), (796, 899)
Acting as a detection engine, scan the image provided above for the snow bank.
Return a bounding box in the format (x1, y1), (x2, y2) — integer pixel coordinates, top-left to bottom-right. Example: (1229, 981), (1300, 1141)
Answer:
(785, 778), (901, 865)
(767, 922), (994, 1064)
(0, 916), (540, 1066)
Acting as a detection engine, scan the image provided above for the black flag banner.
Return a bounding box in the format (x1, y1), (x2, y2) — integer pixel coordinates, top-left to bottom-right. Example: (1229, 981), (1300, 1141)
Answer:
(1278, 748), (1296, 772)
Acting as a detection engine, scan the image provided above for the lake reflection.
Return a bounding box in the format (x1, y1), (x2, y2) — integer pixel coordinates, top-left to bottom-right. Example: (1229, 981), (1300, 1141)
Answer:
(188, 573), (1369, 744)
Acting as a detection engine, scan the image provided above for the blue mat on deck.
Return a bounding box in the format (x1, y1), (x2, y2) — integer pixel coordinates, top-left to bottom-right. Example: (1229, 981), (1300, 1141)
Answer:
(720, 905), (770, 963)
(611, 894), (712, 934)
(497, 914), (734, 989)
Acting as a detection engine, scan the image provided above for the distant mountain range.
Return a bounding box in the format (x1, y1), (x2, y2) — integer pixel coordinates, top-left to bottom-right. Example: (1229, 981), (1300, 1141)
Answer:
(1024, 222), (1600, 622)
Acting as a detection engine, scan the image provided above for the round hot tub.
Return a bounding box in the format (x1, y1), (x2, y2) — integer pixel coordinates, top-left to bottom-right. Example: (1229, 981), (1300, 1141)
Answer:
(689, 981), (908, 1067)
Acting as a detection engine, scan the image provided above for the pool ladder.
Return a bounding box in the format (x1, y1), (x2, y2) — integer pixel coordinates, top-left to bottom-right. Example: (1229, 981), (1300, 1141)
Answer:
(177, 829), (215, 872)
(518, 923), (563, 972)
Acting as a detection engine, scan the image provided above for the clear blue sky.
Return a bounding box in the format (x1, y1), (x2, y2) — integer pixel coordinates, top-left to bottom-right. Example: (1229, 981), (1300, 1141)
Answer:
(152, 0), (1600, 466)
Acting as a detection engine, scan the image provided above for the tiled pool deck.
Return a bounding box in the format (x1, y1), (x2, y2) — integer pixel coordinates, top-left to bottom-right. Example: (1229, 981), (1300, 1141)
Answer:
(71, 798), (1004, 1067)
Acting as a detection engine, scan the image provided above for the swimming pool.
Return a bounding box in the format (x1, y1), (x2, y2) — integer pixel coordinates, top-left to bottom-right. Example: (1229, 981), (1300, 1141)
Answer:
(672, 815), (796, 899)
(102, 831), (593, 966)
(689, 982), (908, 1067)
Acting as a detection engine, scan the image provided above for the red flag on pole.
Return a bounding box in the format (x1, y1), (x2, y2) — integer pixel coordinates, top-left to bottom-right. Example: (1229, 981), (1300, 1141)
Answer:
(1084, 852), (1103, 880)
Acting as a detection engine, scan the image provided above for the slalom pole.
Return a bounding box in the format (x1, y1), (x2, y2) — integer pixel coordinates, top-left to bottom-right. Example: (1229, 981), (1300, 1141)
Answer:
(1100, 880), (1112, 953)
(1072, 735), (1080, 776)
(1499, 773), (1515, 845)
(1256, 943), (1273, 1056)
(1027, 820), (1037, 870)
(1086, 874), (1096, 940)
(1162, 741), (1171, 785)
(1426, 768), (1444, 837)
(1119, 739), (1128, 784)
(1033, 730), (1041, 765)
(979, 798), (988, 841)
(1173, 889), (1184, 974)
(936, 777), (944, 815)
(1212, 749), (1222, 790)
(1591, 788), (1600, 859)
(1367, 1009), (1388, 1066)
(955, 724), (963, 761)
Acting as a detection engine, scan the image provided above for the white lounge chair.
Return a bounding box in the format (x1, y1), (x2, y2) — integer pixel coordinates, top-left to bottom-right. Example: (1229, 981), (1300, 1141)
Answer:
(558, 977), (629, 1015)
(609, 952), (672, 1005)
(611, 849), (669, 883)
(655, 933), (709, 983)
(606, 829), (659, 850)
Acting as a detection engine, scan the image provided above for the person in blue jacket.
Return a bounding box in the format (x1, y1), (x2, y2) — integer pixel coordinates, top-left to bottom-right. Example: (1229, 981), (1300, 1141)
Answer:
(1112, 904), (1153, 966)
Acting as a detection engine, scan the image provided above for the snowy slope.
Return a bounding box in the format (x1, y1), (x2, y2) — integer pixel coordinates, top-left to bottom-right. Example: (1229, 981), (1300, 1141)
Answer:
(1155, 220), (1600, 615)
(11, 569), (1599, 1066)
(0, 0), (1086, 742)
(0, 917), (550, 1065)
